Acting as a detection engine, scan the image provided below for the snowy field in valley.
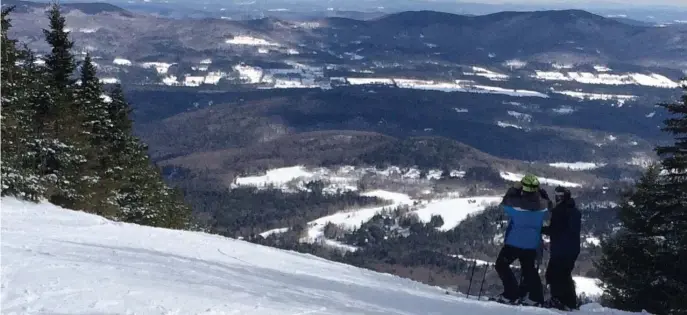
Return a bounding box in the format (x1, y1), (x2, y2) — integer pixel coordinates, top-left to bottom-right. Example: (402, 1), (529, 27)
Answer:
(548, 162), (606, 171)
(1, 198), (636, 315)
(414, 196), (503, 231)
(236, 165), (583, 243)
(500, 171), (582, 188)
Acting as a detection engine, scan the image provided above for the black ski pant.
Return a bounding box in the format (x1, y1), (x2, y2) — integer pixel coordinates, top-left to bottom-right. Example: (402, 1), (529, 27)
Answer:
(495, 244), (544, 303)
(545, 255), (578, 308)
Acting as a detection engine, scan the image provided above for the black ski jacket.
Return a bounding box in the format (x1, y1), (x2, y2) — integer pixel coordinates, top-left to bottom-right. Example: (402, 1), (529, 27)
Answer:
(541, 198), (581, 258)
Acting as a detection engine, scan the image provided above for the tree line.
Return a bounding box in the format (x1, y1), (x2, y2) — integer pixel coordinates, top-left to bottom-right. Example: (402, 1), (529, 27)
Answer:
(1, 4), (191, 229)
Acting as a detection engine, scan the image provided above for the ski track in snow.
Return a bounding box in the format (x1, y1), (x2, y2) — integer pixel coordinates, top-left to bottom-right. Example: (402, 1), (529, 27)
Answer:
(1, 197), (639, 315)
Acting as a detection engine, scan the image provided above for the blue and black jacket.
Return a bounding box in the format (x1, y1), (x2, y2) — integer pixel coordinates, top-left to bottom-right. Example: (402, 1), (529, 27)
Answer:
(501, 188), (549, 250)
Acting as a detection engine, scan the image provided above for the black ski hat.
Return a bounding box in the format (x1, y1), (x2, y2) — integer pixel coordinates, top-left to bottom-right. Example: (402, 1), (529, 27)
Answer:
(554, 186), (571, 199)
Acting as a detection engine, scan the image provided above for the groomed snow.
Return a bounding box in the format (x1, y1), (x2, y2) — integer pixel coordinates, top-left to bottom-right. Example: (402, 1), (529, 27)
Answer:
(2, 197), (637, 315)
(414, 196), (502, 231)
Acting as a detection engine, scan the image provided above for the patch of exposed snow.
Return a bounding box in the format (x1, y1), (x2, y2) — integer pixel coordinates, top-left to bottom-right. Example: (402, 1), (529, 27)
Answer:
(347, 78), (394, 85)
(549, 162), (604, 170)
(573, 277), (603, 298)
(199, 58), (212, 64)
(301, 190), (413, 242)
(78, 28), (98, 33)
(183, 76), (205, 87)
(112, 58), (132, 66)
(646, 111), (655, 118)
(234, 64), (263, 84)
(141, 62), (175, 75)
(585, 236), (601, 247)
(533, 71), (679, 88)
(553, 90), (636, 105)
(552, 63), (574, 69)
(594, 65), (611, 72)
(235, 166), (314, 188)
(99, 77), (119, 84)
(414, 196), (502, 231)
(100, 94), (112, 103)
(500, 171), (582, 188)
(497, 121), (523, 129)
(464, 66), (509, 81)
(507, 110), (532, 123)
(453, 108), (469, 113)
(504, 59), (527, 69)
(551, 105), (576, 114)
(226, 35), (279, 46)
(162, 75), (178, 85)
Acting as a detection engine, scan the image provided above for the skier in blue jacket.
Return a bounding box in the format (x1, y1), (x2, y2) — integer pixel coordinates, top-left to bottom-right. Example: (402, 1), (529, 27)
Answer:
(492, 174), (549, 306)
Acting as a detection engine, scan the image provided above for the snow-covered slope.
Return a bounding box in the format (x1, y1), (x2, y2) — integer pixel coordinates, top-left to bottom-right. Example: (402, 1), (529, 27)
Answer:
(2, 198), (638, 315)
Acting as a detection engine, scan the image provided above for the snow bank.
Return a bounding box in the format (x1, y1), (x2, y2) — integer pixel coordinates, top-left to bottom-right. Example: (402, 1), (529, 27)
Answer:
(2, 197), (639, 315)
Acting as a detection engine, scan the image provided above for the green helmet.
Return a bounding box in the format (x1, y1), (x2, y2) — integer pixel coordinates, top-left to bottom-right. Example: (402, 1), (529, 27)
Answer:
(521, 174), (540, 192)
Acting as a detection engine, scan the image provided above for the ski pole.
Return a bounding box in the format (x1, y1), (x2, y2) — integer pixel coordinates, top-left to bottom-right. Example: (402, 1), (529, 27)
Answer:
(477, 263), (489, 300)
(466, 259), (477, 298)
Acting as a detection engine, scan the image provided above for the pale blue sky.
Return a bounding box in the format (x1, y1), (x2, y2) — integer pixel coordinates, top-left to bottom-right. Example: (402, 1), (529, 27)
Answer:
(457, 0), (686, 6)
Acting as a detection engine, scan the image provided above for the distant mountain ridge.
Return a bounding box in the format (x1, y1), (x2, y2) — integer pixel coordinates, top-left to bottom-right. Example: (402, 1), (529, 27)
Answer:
(5, 0), (685, 69)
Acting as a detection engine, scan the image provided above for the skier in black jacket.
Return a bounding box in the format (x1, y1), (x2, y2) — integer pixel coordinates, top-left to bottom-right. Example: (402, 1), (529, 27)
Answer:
(542, 186), (581, 310)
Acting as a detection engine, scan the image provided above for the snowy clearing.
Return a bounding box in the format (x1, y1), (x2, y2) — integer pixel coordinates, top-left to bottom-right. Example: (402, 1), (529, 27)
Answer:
(500, 171), (582, 188)
(225, 35), (280, 46)
(112, 57), (132, 66)
(414, 196), (503, 231)
(141, 62), (175, 75)
(548, 162), (605, 171)
(533, 71), (679, 88)
(1, 197), (636, 315)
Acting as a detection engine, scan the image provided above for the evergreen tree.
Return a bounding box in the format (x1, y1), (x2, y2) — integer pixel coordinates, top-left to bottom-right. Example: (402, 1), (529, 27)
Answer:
(598, 83), (687, 315)
(106, 85), (192, 228)
(2, 6), (191, 229)
(1, 6), (44, 199)
(36, 2), (90, 208)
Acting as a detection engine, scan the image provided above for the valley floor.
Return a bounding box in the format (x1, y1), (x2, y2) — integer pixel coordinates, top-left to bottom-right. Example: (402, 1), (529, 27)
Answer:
(1, 197), (637, 315)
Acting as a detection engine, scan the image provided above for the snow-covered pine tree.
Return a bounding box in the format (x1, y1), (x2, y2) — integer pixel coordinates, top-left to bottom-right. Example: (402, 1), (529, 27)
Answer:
(105, 85), (191, 229)
(597, 83), (687, 315)
(0, 7), (44, 199)
(72, 53), (120, 216)
(37, 2), (90, 208)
